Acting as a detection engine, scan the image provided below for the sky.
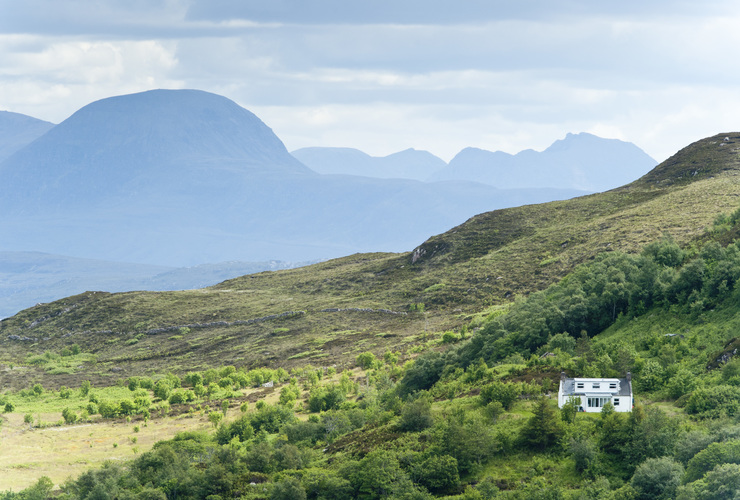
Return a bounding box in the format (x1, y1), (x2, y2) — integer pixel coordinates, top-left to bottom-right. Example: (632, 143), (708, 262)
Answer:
(2, 1), (740, 163)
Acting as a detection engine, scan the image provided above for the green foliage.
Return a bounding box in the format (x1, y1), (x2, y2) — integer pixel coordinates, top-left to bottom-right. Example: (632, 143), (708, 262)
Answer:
(398, 393), (434, 432)
(480, 381), (520, 410)
(356, 351), (378, 370)
(308, 384), (345, 413)
(521, 397), (564, 451)
(630, 457), (684, 500)
(62, 407), (78, 424)
(686, 385), (740, 418)
(3, 401), (14, 413)
(411, 454), (460, 494)
(686, 439), (740, 482)
(271, 477), (306, 500)
(399, 351), (445, 395)
(690, 463), (740, 500)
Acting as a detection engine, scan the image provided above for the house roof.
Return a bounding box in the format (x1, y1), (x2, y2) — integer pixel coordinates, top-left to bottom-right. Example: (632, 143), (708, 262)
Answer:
(561, 377), (632, 397)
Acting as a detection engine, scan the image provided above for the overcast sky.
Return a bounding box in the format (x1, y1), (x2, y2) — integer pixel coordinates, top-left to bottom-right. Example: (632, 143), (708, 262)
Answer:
(2, 0), (740, 162)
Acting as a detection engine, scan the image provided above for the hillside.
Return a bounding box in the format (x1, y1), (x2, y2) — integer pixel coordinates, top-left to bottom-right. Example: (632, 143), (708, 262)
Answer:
(3, 132), (740, 497)
(0, 252), (315, 320)
(0, 111), (54, 163)
(2, 133), (738, 391)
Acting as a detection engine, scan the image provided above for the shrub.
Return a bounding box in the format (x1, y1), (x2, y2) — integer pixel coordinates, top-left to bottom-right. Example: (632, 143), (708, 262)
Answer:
(398, 395), (434, 432)
(356, 352), (377, 370)
(630, 456), (683, 500)
(686, 439), (740, 482)
(686, 385), (740, 417)
(480, 382), (519, 410)
(411, 455), (460, 494)
(62, 408), (78, 424)
(3, 401), (14, 413)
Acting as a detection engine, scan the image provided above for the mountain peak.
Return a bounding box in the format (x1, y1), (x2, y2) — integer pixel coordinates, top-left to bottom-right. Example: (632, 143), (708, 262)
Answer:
(0, 89), (311, 211)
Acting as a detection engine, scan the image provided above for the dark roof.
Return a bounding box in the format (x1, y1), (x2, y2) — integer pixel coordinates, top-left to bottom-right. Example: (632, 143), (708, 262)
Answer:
(561, 378), (631, 396)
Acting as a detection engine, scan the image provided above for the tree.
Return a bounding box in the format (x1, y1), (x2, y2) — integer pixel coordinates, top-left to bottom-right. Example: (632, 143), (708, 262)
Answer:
(630, 457), (684, 500)
(480, 382), (519, 410)
(271, 477), (306, 500)
(686, 439), (740, 482)
(411, 455), (460, 494)
(692, 463), (740, 500)
(399, 394), (434, 432)
(521, 397), (564, 451)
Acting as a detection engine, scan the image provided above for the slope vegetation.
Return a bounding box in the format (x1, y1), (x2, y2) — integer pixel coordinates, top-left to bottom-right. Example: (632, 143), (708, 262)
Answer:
(1, 133), (739, 390)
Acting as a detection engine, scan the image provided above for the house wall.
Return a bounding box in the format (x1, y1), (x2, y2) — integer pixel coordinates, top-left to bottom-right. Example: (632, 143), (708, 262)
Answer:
(558, 380), (632, 413)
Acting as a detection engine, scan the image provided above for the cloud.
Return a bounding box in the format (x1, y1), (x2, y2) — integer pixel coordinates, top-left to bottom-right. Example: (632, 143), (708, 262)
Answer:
(1, 0), (740, 163)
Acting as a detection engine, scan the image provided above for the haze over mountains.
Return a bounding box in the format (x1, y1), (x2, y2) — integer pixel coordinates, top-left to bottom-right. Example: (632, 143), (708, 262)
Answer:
(293, 133), (657, 192)
(0, 89), (655, 318)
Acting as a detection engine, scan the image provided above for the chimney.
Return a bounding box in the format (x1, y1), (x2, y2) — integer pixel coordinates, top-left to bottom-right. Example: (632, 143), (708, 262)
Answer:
(626, 371), (631, 382)
(561, 371), (567, 381)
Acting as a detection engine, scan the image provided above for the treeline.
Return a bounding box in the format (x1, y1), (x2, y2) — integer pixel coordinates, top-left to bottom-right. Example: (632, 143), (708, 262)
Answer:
(455, 231), (740, 367)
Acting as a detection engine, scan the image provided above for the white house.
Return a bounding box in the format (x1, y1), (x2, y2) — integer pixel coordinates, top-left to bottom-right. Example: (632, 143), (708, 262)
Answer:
(557, 372), (633, 413)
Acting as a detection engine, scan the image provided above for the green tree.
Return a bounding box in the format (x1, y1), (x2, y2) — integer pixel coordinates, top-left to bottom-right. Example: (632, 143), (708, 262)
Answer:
(521, 397), (564, 451)
(399, 394), (434, 432)
(480, 382), (519, 410)
(411, 455), (460, 494)
(692, 463), (740, 500)
(630, 457), (684, 500)
(271, 477), (306, 500)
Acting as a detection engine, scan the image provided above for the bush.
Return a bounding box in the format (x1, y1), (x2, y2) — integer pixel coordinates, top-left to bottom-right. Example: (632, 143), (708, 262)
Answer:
(356, 352), (377, 370)
(411, 455), (460, 494)
(62, 408), (78, 424)
(271, 477), (306, 500)
(686, 439), (740, 482)
(3, 401), (14, 413)
(398, 395), (434, 432)
(686, 385), (740, 417)
(630, 457), (683, 500)
(480, 382), (519, 410)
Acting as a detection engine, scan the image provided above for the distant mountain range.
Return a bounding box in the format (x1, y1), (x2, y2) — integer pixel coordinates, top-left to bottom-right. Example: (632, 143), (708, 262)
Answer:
(292, 147), (447, 181)
(292, 133), (657, 192)
(0, 89), (654, 318)
(0, 89), (586, 268)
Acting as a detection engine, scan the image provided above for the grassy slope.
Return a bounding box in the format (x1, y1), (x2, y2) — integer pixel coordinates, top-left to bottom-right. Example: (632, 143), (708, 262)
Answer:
(2, 133), (740, 390)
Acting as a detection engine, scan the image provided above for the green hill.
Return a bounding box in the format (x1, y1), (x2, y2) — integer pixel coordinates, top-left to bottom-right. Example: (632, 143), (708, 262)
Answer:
(5, 132), (740, 497)
(2, 133), (739, 391)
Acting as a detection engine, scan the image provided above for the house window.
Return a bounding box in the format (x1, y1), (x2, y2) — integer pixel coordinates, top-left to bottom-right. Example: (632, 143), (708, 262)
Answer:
(592, 383), (600, 389)
(576, 382), (584, 389)
(609, 383), (617, 389)
(614, 398), (620, 406)
(587, 397), (611, 408)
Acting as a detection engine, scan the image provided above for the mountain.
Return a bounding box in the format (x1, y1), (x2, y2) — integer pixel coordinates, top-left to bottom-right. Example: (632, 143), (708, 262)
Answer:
(431, 132), (657, 192)
(0, 110), (54, 162)
(291, 146), (446, 180)
(0, 89), (586, 267)
(2, 132), (737, 386)
(0, 251), (315, 320)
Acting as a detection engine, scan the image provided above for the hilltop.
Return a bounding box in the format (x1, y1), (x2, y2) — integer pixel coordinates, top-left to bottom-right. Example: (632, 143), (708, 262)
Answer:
(2, 132), (738, 391)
